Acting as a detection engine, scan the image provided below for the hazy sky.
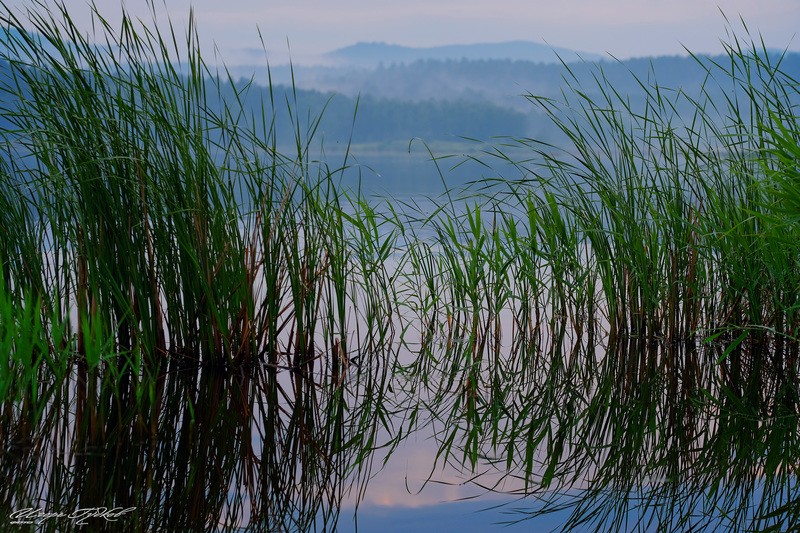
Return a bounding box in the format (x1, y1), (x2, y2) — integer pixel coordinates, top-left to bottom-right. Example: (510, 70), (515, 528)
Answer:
(3, 0), (799, 64)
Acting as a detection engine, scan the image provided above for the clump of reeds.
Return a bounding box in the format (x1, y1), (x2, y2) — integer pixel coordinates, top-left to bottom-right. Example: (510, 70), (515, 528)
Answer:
(0, 3), (403, 530)
(393, 28), (800, 532)
(0, 1), (399, 383)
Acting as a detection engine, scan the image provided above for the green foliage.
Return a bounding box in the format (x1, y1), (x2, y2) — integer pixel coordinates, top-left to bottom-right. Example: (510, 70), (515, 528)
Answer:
(0, 0), (400, 372)
(2, 1), (800, 531)
(391, 27), (800, 533)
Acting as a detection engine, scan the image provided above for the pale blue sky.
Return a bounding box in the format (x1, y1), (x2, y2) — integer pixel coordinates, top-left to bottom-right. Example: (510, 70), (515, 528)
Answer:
(3, 0), (799, 65)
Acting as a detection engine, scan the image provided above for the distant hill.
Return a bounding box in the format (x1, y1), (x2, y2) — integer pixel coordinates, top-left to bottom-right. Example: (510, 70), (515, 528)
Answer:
(0, 27), (55, 59)
(274, 51), (800, 112)
(6, 23), (798, 149)
(325, 41), (603, 67)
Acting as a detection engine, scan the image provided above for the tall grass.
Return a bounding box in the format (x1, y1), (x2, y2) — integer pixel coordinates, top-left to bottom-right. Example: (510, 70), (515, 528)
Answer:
(393, 29), (800, 532)
(3, 1), (800, 531)
(0, 0), (399, 378)
(0, 3), (404, 531)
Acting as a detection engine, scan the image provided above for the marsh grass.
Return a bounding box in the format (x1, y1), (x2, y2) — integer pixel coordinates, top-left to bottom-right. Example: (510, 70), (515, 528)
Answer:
(2, 1), (800, 531)
(0, 1), (402, 376)
(0, 4), (405, 530)
(389, 28), (800, 532)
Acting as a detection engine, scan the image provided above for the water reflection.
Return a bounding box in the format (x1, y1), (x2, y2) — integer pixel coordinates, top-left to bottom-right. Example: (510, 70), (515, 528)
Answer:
(1, 338), (400, 532)
(400, 319), (800, 531)
(3, 311), (800, 531)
